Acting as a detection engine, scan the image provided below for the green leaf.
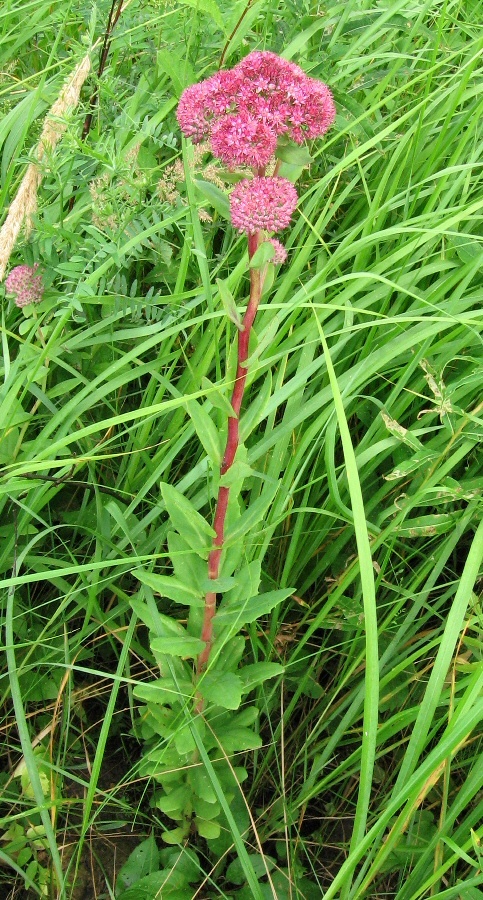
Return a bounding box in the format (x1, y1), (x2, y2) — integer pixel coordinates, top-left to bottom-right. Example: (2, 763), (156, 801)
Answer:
(218, 560), (261, 608)
(196, 818), (221, 840)
(174, 723), (197, 756)
(276, 159), (306, 184)
(129, 595), (159, 633)
(198, 672), (242, 709)
(162, 827), (190, 846)
(115, 835), (159, 895)
(216, 277), (243, 329)
(116, 871), (191, 899)
(238, 662), (285, 692)
(167, 532), (206, 593)
(151, 636), (206, 658)
(158, 848), (200, 883)
(133, 678), (193, 705)
(450, 233), (483, 267)
(384, 449), (437, 480)
(226, 854), (276, 885)
(201, 575), (237, 592)
(276, 141), (313, 167)
(192, 795), (221, 819)
(239, 371), (272, 441)
(249, 241), (275, 269)
(201, 377), (236, 415)
(213, 635), (246, 672)
(218, 726), (262, 752)
(179, 0), (224, 29)
(219, 459), (255, 488)
(225, 480), (279, 545)
(156, 49), (194, 98)
(190, 767), (217, 803)
(244, 316), (280, 367)
(215, 588), (293, 630)
(194, 179), (230, 218)
(135, 570), (204, 607)
(185, 398), (221, 466)
(397, 513), (456, 537)
(156, 785), (191, 816)
(161, 483), (215, 554)
(261, 264), (275, 296)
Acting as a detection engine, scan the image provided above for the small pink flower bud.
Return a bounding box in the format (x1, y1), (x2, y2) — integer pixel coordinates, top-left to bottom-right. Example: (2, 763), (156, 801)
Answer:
(268, 239), (287, 264)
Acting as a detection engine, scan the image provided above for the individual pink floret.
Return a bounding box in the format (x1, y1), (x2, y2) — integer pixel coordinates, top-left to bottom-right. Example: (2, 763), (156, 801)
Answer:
(230, 177), (298, 234)
(210, 114), (277, 168)
(268, 238), (287, 264)
(5, 263), (44, 308)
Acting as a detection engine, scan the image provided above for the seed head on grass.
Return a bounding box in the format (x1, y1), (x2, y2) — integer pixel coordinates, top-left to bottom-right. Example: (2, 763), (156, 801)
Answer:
(0, 53), (91, 281)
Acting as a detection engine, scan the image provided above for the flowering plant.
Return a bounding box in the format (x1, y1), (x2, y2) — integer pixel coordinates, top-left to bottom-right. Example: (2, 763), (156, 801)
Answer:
(5, 264), (44, 308)
(133, 51), (335, 845)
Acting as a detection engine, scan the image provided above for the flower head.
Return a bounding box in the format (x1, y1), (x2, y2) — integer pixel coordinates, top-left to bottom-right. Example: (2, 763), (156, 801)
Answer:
(177, 51), (335, 167)
(5, 264), (44, 307)
(230, 177), (298, 234)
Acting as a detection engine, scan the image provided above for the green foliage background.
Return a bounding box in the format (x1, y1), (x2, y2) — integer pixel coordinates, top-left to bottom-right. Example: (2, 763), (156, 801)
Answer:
(0, 0), (482, 897)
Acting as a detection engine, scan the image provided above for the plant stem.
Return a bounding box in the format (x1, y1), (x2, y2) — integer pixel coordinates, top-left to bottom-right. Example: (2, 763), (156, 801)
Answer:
(196, 231), (262, 677)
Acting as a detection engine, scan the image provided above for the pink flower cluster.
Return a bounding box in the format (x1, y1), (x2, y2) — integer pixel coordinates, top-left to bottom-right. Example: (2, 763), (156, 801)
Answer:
(5, 264), (44, 308)
(177, 51), (335, 165)
(230, 177), (297, 235)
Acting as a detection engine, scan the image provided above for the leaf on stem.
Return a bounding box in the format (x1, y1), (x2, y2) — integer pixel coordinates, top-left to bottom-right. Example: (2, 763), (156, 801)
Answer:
(239, 371), (272, 441)
(151, 636), (206, 657)
(225, 479), (280, 543)
(216, 277), (244, 329)
(161, 483), (215, 555)
(136, 570), (204, 606)
(195, 180), (231, 219)
(215, 588), (293, 630)
(242, 317), (280, 368)
(249, 241), (276, 269)
(185, 398), (222, 467)
(201, 376), (236, 415)
(238, 662), (285, 691)
(198, 671), (243, 709)
(168, 531), (206, 592)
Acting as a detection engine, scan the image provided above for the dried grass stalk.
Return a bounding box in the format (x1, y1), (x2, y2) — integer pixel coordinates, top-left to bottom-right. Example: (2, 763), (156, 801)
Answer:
(0, 53), (91, 281)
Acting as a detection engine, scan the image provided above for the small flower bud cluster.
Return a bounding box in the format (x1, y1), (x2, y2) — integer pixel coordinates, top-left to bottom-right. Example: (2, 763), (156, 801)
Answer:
(177, 50), (335, 249)
(5, 264), (44, 307)
(268, 238), (288, 265)
(230, 177), (298, 235)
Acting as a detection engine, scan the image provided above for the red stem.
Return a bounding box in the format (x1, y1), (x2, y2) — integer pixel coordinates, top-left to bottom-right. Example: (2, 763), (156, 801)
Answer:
(196, 232), (262, 677)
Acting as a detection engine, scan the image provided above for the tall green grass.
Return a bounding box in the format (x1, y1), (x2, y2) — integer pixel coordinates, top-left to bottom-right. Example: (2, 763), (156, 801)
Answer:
(1, 0), (482, 896)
